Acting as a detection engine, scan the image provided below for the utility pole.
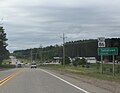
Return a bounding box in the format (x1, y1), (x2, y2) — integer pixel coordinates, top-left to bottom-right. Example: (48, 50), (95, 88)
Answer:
(62, 33), (66, 65)
(31, 49), (33, 63)
(39, 44), (43, 63)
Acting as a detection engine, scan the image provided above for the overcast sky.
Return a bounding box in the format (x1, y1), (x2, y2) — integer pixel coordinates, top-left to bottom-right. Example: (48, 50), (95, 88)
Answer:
(0, 0), (120, 52)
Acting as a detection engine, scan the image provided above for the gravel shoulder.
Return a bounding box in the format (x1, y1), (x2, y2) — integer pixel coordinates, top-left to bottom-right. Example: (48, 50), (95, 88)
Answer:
(45, 69), (120, 93)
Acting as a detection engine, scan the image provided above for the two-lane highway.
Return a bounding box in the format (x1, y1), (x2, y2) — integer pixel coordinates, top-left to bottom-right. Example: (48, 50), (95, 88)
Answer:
(0, 68), (110, 93)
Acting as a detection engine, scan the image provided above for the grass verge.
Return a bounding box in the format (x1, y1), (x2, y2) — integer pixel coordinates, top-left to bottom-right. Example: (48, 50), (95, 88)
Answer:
(39, 64), (120, 83)
(0, 60), (16, 71)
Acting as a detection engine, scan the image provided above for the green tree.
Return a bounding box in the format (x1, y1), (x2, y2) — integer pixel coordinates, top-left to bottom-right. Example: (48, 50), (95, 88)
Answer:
(61, 56), (71, 65)
(13, 38), (120, 63)
(72, 58), (79, 66)
(0, 26), (9, 65)
(65, 56), (71, 65)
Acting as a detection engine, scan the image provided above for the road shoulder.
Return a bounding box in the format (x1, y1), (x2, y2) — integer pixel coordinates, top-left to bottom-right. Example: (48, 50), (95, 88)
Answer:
(41, 68), (120, 93)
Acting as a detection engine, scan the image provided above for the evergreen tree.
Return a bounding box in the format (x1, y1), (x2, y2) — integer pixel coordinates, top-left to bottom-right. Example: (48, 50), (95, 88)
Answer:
(0, 26), (9, 65)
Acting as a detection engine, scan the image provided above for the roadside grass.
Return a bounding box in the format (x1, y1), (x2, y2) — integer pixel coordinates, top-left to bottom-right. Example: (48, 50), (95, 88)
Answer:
(0, 60), (16, 70)
(39, 64), (120, 83)
(2, 59), (10, 65)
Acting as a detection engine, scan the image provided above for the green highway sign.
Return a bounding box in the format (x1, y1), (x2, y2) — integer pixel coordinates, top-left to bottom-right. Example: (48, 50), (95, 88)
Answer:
(98, 47), (118, 55)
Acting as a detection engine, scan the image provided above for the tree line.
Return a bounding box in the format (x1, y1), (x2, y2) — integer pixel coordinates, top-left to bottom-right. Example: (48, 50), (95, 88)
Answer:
(13, 38), (120, 62)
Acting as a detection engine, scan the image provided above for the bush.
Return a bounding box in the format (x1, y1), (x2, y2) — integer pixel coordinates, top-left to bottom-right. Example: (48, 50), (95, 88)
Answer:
(72, 58), (87, 66)
(65, 56), (71, 65)
(86, 65), (90, 68)
(72, 58), (80, 66)
(61, 56), (71, 65)
(72, 60), (78, 66)
(82, 65), (85, 68)
(80, 58), (87, 65)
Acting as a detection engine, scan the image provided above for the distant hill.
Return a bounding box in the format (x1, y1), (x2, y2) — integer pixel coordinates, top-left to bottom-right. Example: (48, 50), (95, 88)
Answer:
(13, 38), (120, 61)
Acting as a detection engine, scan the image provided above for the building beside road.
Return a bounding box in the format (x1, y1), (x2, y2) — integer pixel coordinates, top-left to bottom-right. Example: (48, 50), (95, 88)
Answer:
(71, 57), (96, 63)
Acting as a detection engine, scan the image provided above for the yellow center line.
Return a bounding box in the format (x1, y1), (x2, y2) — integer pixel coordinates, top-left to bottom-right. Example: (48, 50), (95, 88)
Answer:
(0, 70), (23, 86)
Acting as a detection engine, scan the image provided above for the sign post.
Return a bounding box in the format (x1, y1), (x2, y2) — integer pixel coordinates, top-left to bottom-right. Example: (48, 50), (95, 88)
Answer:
(101, 55), (103, 74)
(98, 47), (118, 76)
(98, 37), (105, 74)
(113, 55), (115, 76)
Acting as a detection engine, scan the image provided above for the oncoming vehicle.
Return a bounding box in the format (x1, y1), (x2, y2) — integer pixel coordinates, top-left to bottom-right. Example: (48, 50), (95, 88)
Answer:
(17, 64), (22, 68)
(31, 62), (37, 68)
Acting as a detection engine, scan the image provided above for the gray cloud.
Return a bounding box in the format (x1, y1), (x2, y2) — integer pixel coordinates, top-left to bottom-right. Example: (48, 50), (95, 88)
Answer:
(1, 0), (120, 52)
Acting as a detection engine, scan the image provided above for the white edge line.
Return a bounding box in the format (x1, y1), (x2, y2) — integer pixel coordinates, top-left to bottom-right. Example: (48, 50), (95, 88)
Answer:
(40, 69), (89, 93)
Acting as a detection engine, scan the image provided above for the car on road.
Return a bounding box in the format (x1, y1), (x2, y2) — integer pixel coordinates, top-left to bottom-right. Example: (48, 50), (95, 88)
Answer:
(17, 64), (22, 68)
(31, 62), (37, 68)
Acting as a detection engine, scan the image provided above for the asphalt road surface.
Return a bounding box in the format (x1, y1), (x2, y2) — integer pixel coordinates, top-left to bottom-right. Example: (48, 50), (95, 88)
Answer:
(0, 68), (110, 93)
